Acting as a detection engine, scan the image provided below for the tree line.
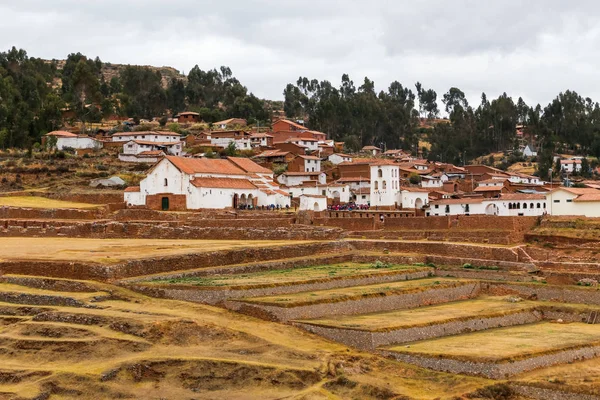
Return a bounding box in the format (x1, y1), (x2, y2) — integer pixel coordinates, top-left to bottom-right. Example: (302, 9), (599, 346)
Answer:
(0, 47), (270, 148)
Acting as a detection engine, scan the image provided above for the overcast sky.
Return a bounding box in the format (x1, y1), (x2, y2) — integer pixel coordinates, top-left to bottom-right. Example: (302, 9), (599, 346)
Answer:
(1, 0), (599, 109)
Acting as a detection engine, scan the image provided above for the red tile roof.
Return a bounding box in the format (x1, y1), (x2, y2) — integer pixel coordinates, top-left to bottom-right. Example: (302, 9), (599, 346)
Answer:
(124, 186), (140, 192)
(273, 118), (307, 130)
(190, 177), (257, 189)
(227, 157), (273, 174)
(574, 193), (600, 202)
(46, 130), (77, 137)
(165, 156), (246, 175)
(498, 193), (546, 200)
(114, 131), (181, 137)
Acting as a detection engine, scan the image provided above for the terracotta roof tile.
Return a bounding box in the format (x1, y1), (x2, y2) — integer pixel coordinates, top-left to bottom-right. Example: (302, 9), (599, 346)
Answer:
(124, 186), (140, 192)
(227, 157), (273, 174)
(114, 131), (181, 137)
(46, 130), (77, 137)
(165, 156), (246, 175)
(190, 177), (257, 189)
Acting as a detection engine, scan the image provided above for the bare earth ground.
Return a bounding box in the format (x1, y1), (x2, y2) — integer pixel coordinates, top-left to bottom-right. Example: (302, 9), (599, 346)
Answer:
(0, 196), (102, 209)
(386, 322), (600, 362)
(0, 277), (493, 400)
(0, 238), (315, 264)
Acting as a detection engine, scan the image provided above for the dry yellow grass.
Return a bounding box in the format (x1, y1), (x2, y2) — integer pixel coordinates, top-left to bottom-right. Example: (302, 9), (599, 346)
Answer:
(0, 238), (315, 264)
(0, 196), (102, 209)
(243, 278), (469, 307)
(386, 322), (600, 362)
(0, 276), (493, 399)
(299, 296), (537, 331)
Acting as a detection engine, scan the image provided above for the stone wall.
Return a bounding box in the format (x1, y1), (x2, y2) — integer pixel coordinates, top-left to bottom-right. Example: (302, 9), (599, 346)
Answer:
(485, 282), (600, 305)
(126, 269), (433, 305)
(227, 282), (480, 322)
(296, 309), (541, 351)
(146, 193), (187, 211)
(382, 345), (600, 379)
(0, 206), (107, 220)
(511, 384), (600, 400)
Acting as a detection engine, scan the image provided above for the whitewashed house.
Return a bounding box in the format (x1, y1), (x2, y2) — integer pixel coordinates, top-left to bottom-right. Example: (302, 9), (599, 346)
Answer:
(286, 183), (350, 204)
(421, 173), (448, 188)
(328, 153), (353, 165)
(112, 131), (181, 143)
(560, 159), (582, 173)
(45, 131), (102, 150)
(124, 156), (290, 210)
(210, 131), (252, 150)
(277, 172), (327, 187)
(522, 145), (538, 157)
(283, 137), (319, 152)
(546, 187), (600, 217)
(119, 140), (182, 163)
(352, 187), (371, 204)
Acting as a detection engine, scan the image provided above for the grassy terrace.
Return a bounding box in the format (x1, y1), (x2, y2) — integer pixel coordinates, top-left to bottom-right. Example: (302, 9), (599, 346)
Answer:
(0, 238), (315, 264)
(517, 355), (600, 395)
(0, 196), (102, 209)
(146, 262), (430, 289)
(239, 278), (472, 308)
(385, 322), (600, 363)
(297, 296), (537, 331)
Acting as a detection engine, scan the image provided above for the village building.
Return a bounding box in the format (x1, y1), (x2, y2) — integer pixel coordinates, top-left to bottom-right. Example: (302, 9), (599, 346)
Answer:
(482, 193), (547, 216)
(560, 159), (583, 173)
(45, 131), (102, 150)
(335, 177), (371, 192)
(118, 140), (182, 163)
(213, 118), (247, 129)
(522, 145), (538, 157)
(275, 137), (319, 152)
(209, 130), (252, 150)
(473, 179), (509, 198)
(286, 182), (351, 204)
(421, 173), (449, 188)
(112, 131), (181, 143)
(124, 156), (290, 210)
(426, 198), (485, 216)
(272, 118), (308, 133)
(276, 171), (327, 187)
(273, 141), (309, 156)
(253, 150), (295, 166)
(546, 187), (600, 217)
(362, 145), (382, 156)
(176, 112), (200, 124)
(383, 149), (409, 159)
(249, 133), (273, 148)
(287, 155), (321, 173)
(328, 153), (353, 165)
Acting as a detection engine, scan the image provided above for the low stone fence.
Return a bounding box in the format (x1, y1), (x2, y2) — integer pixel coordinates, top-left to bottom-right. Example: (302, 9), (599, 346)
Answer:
(511, 384), (600, 400)
(125, 268), (432, 306)
(0, 206), (107, 220)
(296, 309), (541, 351)
(485, 282), (600, 305)
(227, 281), (480, 322)
(381, 345), (600, 379)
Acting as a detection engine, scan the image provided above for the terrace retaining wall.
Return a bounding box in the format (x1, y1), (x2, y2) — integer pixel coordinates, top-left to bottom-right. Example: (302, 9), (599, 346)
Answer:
(381, 344), (600, 379)
(295, 309), (542, 351)
(126, 268), (433, 305)
(485, 282), (600, 305)
(227, 281), (480, 322)
(511, 384), (600, 400)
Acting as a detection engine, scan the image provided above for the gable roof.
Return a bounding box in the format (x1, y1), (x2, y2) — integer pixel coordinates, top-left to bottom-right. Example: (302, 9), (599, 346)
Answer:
(114, 131), (181, 137)
(273, 118), (307, 130)
(46, 130), (78, 137)
(227, 157), (273, 174)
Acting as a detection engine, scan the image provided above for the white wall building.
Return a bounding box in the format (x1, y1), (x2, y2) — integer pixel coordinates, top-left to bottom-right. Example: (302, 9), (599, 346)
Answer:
(46, 131), (102, 150)
(560, 159), (582, 173)
(328, 153), (353, 165)
(400, 188), (430, 209)
(482, 194), (547, 216)
(299, 195), (327, 211)
(286, 183), (350, 204)
(426, 198), (485, 216)
(277, 172), (326, 187)
(421, 173), (448, 188)
(370, 161), (401, 208)
(112, 131), (181, 143)
(119, 140), (182, 163)
(285, 137), (319, 152)
(522, 145), (538, 157)
(124, 156), (290, 210)
(546, 187), (600, 217)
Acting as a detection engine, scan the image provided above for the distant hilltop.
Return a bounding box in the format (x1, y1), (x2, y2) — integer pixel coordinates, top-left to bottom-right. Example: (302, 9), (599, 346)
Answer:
(46, 59), (186, 89)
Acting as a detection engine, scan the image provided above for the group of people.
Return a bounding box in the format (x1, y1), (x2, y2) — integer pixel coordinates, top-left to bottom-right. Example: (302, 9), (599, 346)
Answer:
(327, 202), (370, 211)
(237, 204), (290, 211)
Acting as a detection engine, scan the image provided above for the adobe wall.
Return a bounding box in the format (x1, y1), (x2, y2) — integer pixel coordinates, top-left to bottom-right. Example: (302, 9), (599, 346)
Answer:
(296, 309), (541, 351)
(227, 282), (480, 322)
(511, 384), (600, 400)
(146, 193), (187, 211)
(351, 241), (522, 263)
(0, 206), (106, 220)
(484, 282), (600, 305)
(130, 269), (432, 305)
(381, 345), (600, 379)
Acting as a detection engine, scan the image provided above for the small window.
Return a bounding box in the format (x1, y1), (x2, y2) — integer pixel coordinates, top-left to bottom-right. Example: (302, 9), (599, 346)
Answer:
(566, 199), (573, 203)
(164, 178), (168, 186)
(435, 205), (439, 209)
(554, 200), (560, 203)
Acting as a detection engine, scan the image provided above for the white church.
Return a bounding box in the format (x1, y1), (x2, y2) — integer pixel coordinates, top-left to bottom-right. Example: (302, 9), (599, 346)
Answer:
(124, 156), (291, 210)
